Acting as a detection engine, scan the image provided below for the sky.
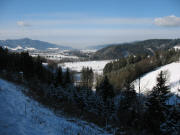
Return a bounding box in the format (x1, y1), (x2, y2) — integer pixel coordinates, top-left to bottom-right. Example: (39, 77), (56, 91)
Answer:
(0, 0), (180, 48)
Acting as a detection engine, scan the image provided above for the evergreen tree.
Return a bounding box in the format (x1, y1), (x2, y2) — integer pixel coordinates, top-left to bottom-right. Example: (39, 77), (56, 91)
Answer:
(117, 80), (137, 128)
(20, 52), (34, 79)
(145, 71), (171, 134)
(154, 71), (171, 104)
(96, 76), (114, 102)
(64, 68), (71, 84)
(122, 80), (136, 109)
(96, 76), (115, 128)
(163, 106), (180, 134)
(34, 55), (43, 79)
(81, 67), (94, 88)
(54, 66), (63, 87)
(88, 68), (94, 88)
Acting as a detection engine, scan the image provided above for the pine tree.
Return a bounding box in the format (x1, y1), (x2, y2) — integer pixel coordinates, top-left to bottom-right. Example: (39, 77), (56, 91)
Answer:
(20, 52), (34, 79)
(122, 80), (136, 109)
(34, 55), (43, 79)
(96, 76), (115, 128)
(145, 71), (171, 134)
(81, 67), (94, 88)
(64, 68), (71, 85)
(96, 75), (114, 102)
(164, 106), (180, 134)
(54, 66), (63, 87)
(117, 80), (137, 128)
(88, 68), (94, 88)
(164, 88), (180, 135)
(154, 71), (171, 104)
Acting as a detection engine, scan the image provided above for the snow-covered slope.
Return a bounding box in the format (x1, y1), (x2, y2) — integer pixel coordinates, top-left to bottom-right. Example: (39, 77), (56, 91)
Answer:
(174, 45), (180, 50)
(134, 62), (180, 96)
(0, 79), (110, 135)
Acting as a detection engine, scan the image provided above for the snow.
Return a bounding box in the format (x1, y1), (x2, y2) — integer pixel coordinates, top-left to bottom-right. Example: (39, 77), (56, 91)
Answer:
(24, 47), (37, 51)
(42, 62), (48, 66)
(47, 48), (59, 50)
(134, 62), (180, 96)
(4, 45), (23, 51)
(173, 46), (180, 50)
(0, 79), (111, 135)
(30, 52), (79, 60)
(47, 54), (79, 60)
(59, 60), (112, 74)
(80, 49), (97, 53)
(3, 46), (36, 51)
(12, 45), (23, 50)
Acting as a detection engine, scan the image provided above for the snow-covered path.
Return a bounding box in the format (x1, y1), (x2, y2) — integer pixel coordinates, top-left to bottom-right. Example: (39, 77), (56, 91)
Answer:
(0, 79), (110, 135)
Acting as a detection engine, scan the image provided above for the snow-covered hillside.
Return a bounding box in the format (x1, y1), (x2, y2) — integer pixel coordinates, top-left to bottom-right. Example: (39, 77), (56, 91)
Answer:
(174, 45), (180, 50)
(0, 79), (110, 135)
(134, 62), (180, 96)
(60, 60), (112, 74)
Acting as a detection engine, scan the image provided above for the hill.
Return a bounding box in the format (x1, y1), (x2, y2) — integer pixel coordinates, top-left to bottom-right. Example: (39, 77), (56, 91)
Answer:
(0, 79), (110, 135)
(134, 62), (180, 95)
(0, 38), (72, 51)
(92, 39), (180, 60)
(133, 62), (180, 105)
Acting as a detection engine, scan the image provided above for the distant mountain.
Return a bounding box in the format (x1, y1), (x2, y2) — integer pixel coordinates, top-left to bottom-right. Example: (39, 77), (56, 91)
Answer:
(0, 38), (72, 51)
(92, 39), (180, 60)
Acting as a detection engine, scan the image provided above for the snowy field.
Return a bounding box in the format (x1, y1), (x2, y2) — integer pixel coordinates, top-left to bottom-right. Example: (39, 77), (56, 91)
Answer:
(31, 52), (79, 60)
(133, 62), (180, 96)
(60, 60), (112, 74)
(0, 79), (111, 135)
(80, 49), (97, 53)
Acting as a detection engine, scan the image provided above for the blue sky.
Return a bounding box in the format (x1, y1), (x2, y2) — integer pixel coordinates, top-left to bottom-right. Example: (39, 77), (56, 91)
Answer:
(0, 0), (180, 48)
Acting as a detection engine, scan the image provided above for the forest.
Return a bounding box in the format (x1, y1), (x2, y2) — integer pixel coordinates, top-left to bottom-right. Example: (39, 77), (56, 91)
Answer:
(92, 39), (180, 60)
(0, 46), (180, 135)
(103, 49), (180, 91)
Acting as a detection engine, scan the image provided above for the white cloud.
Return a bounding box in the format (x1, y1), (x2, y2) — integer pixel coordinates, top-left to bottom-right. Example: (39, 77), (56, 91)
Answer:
(154, 15), (180, 27)
(17, 21), (31, 27)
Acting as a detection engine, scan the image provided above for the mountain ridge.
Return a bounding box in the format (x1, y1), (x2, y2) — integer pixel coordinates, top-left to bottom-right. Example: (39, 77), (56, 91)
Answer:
(0, 38), (73, 50)
(92, 39), (180, 60)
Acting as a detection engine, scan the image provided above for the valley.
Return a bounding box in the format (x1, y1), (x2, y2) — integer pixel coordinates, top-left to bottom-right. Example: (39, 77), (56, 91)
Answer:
(1, 38), (180, 135)
(1, 1), (180, 134)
